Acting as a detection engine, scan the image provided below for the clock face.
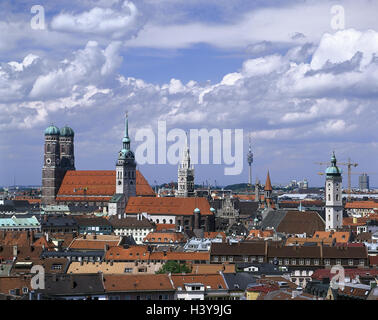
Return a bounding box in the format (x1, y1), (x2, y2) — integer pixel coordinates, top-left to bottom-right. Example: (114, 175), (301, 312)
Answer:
(46, 158), (51, 165)
(118, 180), (122, 185)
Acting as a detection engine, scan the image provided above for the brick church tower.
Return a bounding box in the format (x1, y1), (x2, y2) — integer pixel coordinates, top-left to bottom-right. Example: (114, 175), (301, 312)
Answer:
(42, 125), (75, 206)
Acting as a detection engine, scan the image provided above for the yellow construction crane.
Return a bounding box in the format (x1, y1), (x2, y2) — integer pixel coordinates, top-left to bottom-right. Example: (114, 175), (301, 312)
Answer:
(315, 157), (358, 201)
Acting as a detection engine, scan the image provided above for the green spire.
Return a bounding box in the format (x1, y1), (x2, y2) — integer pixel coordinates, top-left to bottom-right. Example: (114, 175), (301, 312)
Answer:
(331, 151), (336, 166)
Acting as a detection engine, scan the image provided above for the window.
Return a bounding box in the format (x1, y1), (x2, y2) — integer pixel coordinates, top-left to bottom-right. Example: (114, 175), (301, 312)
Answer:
(299, 259), (304, 265)
(51, 264), (62, 270)
(314, 259), (319, 266)
(324, 259), (330, 265)
(221, 256), (226, 262)
(229, 256), (233, 262)
(291, 259), (296, 265)
(213, 256), (219, 262)
(284, 259), (290, 265)
(359, 259), (365, 266)
(348, 259), (354, 266)
(22, 287), (28, 294)
(305, 259), (311, 266)
(124, 268), (132, 273)
(336, 259), (341, 265)
(258, 257), (263, 263)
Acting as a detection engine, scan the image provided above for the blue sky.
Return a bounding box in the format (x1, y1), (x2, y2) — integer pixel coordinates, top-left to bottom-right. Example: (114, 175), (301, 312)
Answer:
(0, 0), (378, 188)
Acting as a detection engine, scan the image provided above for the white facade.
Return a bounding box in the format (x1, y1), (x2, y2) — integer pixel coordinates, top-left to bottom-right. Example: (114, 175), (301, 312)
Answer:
(175, 284), (205, 300)
(176, 143), (195, 198)
(325, 175), (343, 231)
(113, 226), (154, 244)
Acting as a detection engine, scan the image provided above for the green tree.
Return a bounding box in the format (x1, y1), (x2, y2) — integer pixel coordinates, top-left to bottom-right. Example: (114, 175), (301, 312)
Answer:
(156, 261), (191, 274)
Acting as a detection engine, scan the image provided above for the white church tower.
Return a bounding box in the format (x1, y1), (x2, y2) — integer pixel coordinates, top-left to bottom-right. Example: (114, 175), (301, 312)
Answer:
(325, 152), (343, 231)
(176, 136), (195, 197)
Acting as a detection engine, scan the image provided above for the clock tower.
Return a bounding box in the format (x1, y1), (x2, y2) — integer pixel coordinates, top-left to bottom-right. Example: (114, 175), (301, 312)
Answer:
(109, 113), (136, 216)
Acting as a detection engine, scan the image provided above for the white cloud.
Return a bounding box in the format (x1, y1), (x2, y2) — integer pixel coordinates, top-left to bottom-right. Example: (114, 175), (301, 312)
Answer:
(51, 1), (142, 39)
(29, 41), (122, 99)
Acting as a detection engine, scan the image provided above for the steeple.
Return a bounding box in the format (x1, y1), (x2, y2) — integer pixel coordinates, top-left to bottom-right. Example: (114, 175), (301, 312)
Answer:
(122, 112), (130, 151)
(325, 151), (342, 176)
(247, 134), (253, 187)
(264, 171), (272, 192)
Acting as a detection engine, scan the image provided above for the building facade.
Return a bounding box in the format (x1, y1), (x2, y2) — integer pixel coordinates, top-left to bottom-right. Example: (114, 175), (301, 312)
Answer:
(176, 139), (195, 198)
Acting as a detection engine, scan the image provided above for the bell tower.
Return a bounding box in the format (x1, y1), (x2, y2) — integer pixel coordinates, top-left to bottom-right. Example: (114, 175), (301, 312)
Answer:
(115, 112), (136, 199)
(59, 125), (75, 170)
(325, 152), (343, 231)
(109, 113), (136, 216)
(42, 125), (63, 206)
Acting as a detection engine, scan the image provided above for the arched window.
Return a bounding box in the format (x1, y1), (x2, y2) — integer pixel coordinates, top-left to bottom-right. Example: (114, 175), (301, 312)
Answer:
(336, 194), (339, 201)
(328, 194), (331, 201)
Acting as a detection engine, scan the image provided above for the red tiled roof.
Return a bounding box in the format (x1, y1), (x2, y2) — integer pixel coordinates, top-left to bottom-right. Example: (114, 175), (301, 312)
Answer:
(125, 197), (213, 216)
(233, 194), (265, 201)
(156, 224), (176, 231)
(56, 170), (155, 199)
(203, 232), (226, 240)
(170, 273), (227, 290)
(144, 232), (186, 243)
(345, 201), (378, 209)
(313, 231), (350, 243)
(248, 229), (274, 239)
(103, 274), (174, 292)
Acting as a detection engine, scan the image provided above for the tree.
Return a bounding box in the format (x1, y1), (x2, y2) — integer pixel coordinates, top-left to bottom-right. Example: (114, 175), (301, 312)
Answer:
(156, 260), (191, 274)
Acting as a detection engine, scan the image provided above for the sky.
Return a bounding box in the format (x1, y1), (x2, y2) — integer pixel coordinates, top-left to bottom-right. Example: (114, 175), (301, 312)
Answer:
(0, 0), (378, 188)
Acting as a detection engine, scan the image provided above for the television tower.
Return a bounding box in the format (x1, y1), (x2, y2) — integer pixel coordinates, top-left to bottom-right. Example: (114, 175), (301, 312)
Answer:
(247, 134), (253, 190)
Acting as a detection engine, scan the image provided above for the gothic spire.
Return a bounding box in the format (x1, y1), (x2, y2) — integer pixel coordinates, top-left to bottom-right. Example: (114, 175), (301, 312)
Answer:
(122, 111), (130, 151)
